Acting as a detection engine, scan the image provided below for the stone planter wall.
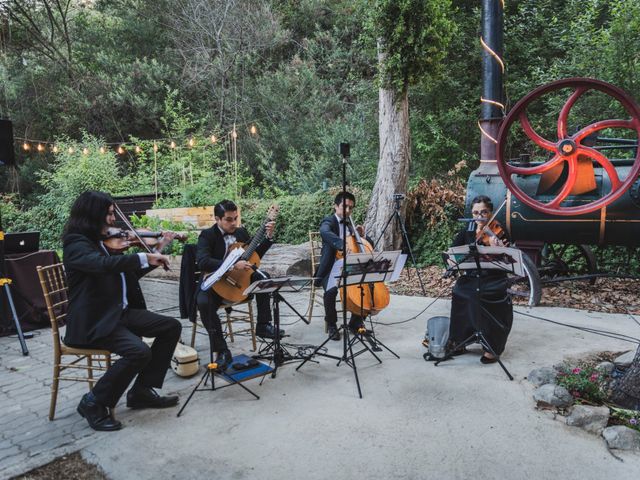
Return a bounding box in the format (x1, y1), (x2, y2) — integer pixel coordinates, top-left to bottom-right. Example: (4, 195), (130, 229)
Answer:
(146, 206), (215, 229)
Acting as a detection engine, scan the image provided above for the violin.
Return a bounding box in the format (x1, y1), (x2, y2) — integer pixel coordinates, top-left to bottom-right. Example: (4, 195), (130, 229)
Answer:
(476, 220), (508, 246)
(102, 227), (187, 253)
(337, 217), (390, 317)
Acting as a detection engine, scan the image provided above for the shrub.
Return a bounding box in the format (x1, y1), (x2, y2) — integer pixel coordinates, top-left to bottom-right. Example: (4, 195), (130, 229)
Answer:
(556, 365), (608, 404)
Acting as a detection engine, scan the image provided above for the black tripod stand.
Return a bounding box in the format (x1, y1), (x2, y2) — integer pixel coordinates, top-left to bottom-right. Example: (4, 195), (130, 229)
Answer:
(435, 244), (515, 381)
(374, 193), (427, 296)
(0, 211), (29, 355)
(177, 346), (262, 417)
(296, 142), (377, 398)
(251, 277), (312, 378)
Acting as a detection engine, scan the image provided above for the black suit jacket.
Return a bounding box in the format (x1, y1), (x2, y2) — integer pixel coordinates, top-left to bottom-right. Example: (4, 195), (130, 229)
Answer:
(315, 215), (345, 288)
(195, 225), (272, 276)
(62, 233), (153, 345)
(315, 215), (375, 288)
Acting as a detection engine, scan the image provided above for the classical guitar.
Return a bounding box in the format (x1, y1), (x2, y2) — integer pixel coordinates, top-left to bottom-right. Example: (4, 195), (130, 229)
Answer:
(211, 205), (279, 303)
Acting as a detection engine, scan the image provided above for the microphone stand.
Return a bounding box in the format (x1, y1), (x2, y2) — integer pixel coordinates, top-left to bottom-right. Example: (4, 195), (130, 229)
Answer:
(0, 209), (29, 355)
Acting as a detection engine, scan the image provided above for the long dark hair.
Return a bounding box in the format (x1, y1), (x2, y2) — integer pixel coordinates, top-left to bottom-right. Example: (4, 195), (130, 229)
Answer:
(63, 191), (114, 242)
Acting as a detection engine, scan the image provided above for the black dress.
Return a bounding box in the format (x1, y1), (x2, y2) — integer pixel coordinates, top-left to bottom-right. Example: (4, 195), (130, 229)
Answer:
(448, 229), (513, 356)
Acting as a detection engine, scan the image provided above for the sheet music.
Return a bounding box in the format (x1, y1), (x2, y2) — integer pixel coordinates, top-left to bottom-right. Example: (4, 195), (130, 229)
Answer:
(200, 247), (245, 291)
(243, 276), (312, 296)
(444, 245), (524, 277)
(390, 253), (407, 282)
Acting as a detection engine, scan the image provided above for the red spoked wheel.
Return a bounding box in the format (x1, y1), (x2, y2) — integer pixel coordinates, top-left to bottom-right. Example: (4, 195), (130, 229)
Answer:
(497, 78), (640, 216)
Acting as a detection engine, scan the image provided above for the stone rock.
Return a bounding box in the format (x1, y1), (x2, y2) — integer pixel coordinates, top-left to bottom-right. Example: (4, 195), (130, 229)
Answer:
(528, 367), (557, 386)
(565, 405), (610, 433)
(533, 384), (573, 408)
(602, 425), (640, 450)
(260, 243), (312, 277)
(595, 361), (615, 374)
(614, 351), (635, 368)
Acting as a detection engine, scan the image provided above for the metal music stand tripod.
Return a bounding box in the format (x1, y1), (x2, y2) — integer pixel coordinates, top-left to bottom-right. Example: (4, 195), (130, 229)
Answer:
(436, 244), (524, 381)
(373, 193), (427, 296)
(0, 211), (29, 355)
(337, 251), (402, 363)
(248, 276), (312, 378)
(296, 252), (399, 397)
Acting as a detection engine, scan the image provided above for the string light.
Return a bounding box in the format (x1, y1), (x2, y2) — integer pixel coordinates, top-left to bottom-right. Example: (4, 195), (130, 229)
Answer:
(16, 123), (256, 156)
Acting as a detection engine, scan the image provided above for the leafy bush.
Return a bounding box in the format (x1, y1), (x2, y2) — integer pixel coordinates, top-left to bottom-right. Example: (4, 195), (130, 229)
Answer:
(556, 366), (608, 404)
(25, 136), (129, 249)
(237, 188), (371, 245)
(128, 214), (199, 256)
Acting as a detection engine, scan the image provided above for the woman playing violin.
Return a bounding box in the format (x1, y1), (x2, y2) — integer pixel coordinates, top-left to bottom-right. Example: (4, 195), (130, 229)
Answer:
(448, 195), (513, 364)
(62, 190), (182, 431)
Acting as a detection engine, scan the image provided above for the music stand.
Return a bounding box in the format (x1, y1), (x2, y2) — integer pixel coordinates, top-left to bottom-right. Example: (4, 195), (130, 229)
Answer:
(245, 276), (312, 378)
(338, 250), (401, 361)
(177, 355), (270, 417)
(0, 211), (29, 356)
(437, 244), (524, 380)
(296, 251), (400, 398)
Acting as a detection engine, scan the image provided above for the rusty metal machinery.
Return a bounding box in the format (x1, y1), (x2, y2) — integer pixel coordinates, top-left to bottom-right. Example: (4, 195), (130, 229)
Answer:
(466, 78), (640, 304)
(469, 77), (640, 242)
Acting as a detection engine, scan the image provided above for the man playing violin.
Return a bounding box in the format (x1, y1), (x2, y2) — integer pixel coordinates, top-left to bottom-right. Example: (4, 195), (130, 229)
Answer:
(448, 195), (513, 364)
(196, 200), (282, 370)
(315, 191), (367, 341)
(62, 191), (182, 432)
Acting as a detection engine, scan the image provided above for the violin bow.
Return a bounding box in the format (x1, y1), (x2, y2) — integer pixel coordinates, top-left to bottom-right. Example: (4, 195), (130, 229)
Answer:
(475, 197), (507, 241)
(112, 202), (154, 255)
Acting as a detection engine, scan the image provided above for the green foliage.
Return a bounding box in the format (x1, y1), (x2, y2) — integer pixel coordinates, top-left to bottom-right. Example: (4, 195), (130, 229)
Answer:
(556, 365), (608, 404)
(610, 407), (640, 433)
(128, 214), (199, 256)
(27, 136), (129, 249)
(0, 195), (22, 231)
(237, 189), (371, 245)
(364, 0), (455, 92)
(410, 218), (459, 267)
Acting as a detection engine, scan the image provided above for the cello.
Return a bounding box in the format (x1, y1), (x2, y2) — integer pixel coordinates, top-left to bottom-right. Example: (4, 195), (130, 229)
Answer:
(338, 217), (391, 317)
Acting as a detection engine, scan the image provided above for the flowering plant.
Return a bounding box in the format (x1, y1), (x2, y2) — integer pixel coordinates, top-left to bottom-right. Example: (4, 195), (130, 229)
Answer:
(556, 366), (608, 404)
(610, 407), (640, 433)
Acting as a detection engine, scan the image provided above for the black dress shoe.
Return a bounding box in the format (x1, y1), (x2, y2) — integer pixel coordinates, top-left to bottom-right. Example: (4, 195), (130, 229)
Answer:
(77, 393), (122, 431)
(480, 355), (498, 364)
(327, 324), (341, 341)
(348, 322), (366, 336)
(126, 386), (179, 409)
(256, 323), (285, 339)
(214, 349), (233, 371)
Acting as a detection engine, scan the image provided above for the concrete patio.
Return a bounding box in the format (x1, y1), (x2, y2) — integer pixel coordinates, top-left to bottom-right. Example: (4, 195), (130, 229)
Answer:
(1, 277), (639, 479)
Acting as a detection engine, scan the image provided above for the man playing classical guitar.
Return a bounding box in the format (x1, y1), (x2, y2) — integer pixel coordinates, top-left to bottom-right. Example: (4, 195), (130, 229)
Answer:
(196, 200), (283, 369)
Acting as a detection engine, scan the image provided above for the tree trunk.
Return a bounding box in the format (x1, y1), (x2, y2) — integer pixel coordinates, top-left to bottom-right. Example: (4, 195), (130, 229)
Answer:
(611, 346), (640, 410)
(365, 81), (411, 251)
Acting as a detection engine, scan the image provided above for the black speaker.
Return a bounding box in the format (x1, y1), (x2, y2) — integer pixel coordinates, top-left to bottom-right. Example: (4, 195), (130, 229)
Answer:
(0, 119), (16, 166)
